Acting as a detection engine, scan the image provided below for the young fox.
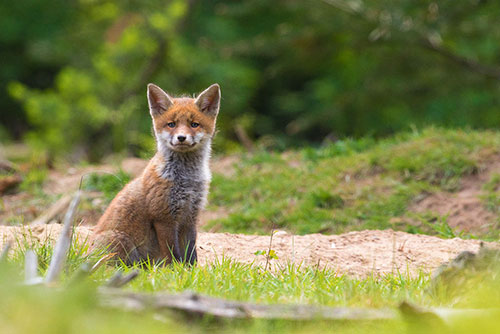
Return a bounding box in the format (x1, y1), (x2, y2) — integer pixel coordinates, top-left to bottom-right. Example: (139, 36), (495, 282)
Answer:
(91, 83), (221, 265)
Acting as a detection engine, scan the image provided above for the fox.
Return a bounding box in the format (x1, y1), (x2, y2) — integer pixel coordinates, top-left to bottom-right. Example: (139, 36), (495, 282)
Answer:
(90, 83), (221, 265)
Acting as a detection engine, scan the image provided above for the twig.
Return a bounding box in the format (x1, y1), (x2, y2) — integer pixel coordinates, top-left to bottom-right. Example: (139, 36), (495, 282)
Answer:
(322, 0), (500, 80)
(44, 191), (81, 284)
(420, 38), (500, 80)
(24, 250), (42, 285)
(106, 271), (125, 288)
(106, 270), (140, 288)
(90, 253), (116, 273)
(264, 229), (275, 272)
(30, 195), (72, 225)
(100, 289), (397, 320)
(0, 241), (12, 262)
(99, 290), (500, 323)
(68, 263), (92, 286)
(234, 124), (255, 152)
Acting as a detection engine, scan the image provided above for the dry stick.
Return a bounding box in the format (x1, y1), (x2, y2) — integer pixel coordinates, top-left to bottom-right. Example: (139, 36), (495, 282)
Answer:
(234, 124), (255, 152)
(24, 250), (42, 285)
(106, 271), (124, 288)
(116, 271), (140, 288)
(264, 229), (275, 272)
(30, 195), (72, 225)
(45, 191), (81, 284)
(106, 270), (140, 288)
(68, 263), (92, 286)
(0, 241), (11, 262)
(99, 290), (500, 323)
(90, 253), (116, 273)
(100, 289), (398, 320)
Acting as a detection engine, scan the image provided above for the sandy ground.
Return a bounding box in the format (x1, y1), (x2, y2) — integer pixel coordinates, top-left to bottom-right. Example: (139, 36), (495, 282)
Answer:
(0, 224), (495, 278)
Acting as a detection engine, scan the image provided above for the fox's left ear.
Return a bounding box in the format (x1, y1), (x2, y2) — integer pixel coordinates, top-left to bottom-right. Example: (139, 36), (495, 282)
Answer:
(195, 84), (220, 117)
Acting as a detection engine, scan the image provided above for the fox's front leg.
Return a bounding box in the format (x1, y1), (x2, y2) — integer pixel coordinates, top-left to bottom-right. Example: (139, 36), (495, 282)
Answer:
(153, 221), (182, 263)
(178, 223), (197, 265)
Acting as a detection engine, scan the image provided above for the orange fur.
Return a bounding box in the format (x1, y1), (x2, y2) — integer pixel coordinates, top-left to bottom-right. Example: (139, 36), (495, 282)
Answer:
(91, 83), (220, 265)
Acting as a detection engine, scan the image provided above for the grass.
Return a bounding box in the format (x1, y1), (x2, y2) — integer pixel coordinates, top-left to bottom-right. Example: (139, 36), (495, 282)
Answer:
(481, 173), (500, 213)
(9, 233), (430, 308)
(2, 126), (500, 333)
(207, 127), (500, 235)
(4, 127), (500, 237)
(81, 170), (131, 202)
(1, 239), (499, 334)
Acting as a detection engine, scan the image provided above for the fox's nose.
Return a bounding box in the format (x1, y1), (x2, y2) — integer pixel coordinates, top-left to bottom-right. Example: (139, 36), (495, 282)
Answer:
(177, 135), (186, 142)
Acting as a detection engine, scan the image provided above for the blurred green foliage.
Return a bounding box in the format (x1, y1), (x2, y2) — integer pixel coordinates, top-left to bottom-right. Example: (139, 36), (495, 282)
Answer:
(82, 170), (131, 202)
(2, 0), (500, 160)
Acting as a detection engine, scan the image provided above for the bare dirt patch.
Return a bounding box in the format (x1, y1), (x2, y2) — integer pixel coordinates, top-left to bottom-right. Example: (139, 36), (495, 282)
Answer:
(0, 225), (495, 278)
(409, 155), (500, 234)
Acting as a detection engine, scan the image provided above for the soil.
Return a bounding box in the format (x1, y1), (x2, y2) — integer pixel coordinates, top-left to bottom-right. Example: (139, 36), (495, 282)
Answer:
(0, 224), (495, 278)
(408, 156), (500, 234)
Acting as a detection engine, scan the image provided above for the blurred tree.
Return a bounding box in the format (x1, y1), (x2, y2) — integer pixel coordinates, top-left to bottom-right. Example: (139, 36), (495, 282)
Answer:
(5, 0), (500, 160)
(0, 0), (75, 139)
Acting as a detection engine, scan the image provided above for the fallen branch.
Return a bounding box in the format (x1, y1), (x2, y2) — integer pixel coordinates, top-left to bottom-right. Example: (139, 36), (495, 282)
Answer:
(30, 195), (72, 226)
(68, 263), (92, 286)
(0, 174), (22, 195)
(45, 191), (81, 284)
(24, 250), (42, 285)
(100, 289), (398, 320)
(106, 270), (140, 288)
(0, 159), (16, 172)
(0, 241), (11, 262)
(99, 290), (500, 323)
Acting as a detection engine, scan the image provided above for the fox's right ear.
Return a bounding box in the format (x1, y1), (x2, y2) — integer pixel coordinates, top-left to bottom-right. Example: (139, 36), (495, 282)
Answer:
(147, 83), (174, 118)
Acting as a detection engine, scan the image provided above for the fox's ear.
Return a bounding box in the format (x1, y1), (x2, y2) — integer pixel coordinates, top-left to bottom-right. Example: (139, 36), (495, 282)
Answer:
(147, 83), (174, 117)
(195, 84), (220, 117)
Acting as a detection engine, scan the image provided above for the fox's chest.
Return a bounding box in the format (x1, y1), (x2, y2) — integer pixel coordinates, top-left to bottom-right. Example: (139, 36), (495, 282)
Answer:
(167, 179), (207, 220)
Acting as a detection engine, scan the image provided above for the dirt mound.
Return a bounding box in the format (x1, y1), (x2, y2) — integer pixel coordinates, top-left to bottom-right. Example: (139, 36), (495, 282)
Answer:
(1, 225), (495, 278)
(409, 156), (500, 234)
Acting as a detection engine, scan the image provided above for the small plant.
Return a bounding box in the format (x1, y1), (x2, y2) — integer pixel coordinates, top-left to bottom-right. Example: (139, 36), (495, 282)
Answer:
(422, 215), (463, 239)
(254, 249), (278, 260)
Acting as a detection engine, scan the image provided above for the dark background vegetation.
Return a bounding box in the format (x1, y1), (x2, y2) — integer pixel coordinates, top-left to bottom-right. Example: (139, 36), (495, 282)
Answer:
(2, 0), (500, 161)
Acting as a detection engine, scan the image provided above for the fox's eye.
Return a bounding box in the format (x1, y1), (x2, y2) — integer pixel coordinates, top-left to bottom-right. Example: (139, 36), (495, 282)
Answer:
(191, 122), (199, 128)
(167, 122), (176, 128)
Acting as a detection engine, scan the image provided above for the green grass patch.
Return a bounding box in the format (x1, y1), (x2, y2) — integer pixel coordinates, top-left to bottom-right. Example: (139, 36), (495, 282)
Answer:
(208, 127), (500, 235)
(481, 173), (500, 213)
(1, 240), (499, 334)
(82, 170), (131, 202)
